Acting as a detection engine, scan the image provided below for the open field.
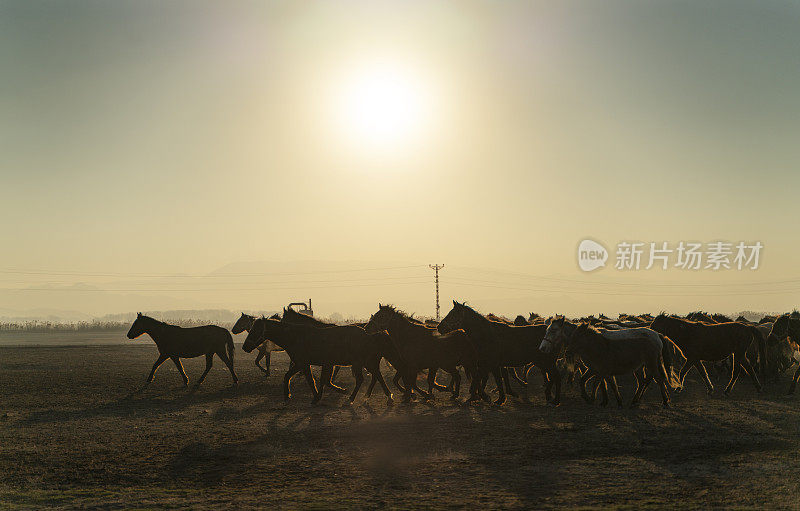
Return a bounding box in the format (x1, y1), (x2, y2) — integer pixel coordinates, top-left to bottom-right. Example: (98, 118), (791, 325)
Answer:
(1, 340), (800, 509)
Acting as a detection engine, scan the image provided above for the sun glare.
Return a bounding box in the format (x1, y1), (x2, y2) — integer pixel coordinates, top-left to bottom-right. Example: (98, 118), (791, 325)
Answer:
(334, 64), (431, 154)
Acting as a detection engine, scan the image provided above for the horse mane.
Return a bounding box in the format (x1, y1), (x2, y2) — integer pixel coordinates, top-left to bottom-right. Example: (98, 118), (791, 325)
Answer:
(139, 314), (168, 326)
(380, 303), (410, 317)
(579, 322), (603, 335)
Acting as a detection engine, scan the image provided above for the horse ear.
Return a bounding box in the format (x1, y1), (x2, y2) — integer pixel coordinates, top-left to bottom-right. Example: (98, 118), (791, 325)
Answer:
(137, 312), (142, 317)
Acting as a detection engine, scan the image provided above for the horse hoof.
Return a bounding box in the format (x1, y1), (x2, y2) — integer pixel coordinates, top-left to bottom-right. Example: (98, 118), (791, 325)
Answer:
(707, 388), (715, 396)
(494, 398), (506, 406)
(663, 402), (670, 409)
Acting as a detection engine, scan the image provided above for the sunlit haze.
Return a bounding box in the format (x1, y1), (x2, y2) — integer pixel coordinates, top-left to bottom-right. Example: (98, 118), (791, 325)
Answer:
(2, 1), (799, 320)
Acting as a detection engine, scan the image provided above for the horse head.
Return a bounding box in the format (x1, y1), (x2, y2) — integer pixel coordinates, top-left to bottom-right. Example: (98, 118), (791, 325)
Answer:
(127, 312), (147, 339)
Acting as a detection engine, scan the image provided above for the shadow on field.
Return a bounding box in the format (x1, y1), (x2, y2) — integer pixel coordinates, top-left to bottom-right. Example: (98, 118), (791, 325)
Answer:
(22, 381), (268, 425)
(149, 393), (791, 508)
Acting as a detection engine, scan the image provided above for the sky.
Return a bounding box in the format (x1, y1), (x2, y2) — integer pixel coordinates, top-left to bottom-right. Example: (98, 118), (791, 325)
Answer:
(2, 1), (800, 319)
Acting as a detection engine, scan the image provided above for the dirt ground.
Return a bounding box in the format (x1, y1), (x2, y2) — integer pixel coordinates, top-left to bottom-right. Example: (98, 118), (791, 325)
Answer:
(1, 342), (799, 509)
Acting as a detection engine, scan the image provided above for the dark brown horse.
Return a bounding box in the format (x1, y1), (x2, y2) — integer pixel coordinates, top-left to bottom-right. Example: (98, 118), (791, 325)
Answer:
(365, 304), (477, 402)
(767, 314), (800, 392)
(280, 307), (345, 392)
(242, 317), (393, 404)
(231, 312), (281, 377)
(650, 314), (764, 395)
(513, 315), (529, 326)
(438, 301), (561, 405)
(127, 313), (237, 387)
(686, 311), (715, 324)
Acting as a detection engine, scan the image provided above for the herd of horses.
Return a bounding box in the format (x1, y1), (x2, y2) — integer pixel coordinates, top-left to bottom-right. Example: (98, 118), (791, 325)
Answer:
(125, 304), (800, 409)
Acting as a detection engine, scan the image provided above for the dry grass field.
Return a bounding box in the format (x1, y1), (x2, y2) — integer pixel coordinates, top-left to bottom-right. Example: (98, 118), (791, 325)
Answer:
(1, 339), (799, 509)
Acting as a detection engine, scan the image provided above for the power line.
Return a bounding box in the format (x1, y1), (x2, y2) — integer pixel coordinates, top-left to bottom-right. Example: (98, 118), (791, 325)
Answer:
(447, 265), (800, 288)
(445, 278), (800, 296)
(0, 279), (432, 293)
(0, 264), (427, 279)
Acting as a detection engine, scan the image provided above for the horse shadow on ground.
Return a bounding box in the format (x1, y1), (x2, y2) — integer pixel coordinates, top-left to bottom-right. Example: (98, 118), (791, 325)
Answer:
(21, 380), (269, 425)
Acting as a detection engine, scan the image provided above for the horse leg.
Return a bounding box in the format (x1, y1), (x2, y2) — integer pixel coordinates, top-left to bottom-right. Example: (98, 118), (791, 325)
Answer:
(196, 353), (214, 386)
(724, 353), (742, 395)
(502, 367), (518, 398)
(324, 367), (347, 393)
(694, 361), (714, 395)
(413, 380), (432, 400)
(428, 366), (449, 392)
(365, 372), (378, 398)
(598, 379), (609, 407)
(313, 365), (332, 404)
(392, 371), (408, 393)
(444, 366), (461, 400)
(789, 364), (800, 394)
(630, 369), (644, 407)
(170, 357), (189, 387)
(539, 367), (553, 403)
(216, 349), (239, 385)
(480, 372), (492, 402)
(401, 372), (415, 402)
(552, 368), (562, 406)
(302, 365), (319, 404)
(366, 361), (393, 403)
(740, 355), (763, 392)
(638, 374), (654, 400)
(466, 369), (483, 402)
(608, 377), (623, 408)
(580, 368), (597, 403)
(493, 368), (507, 405)
(511, 366), (527, 386)
(426, 367), (440, 395)
(349, 366), (365, 404)
(283, 364), (302, 401)
(146, 354), (169, 383)
(254, 350), (269, 377)
(654, 363), (671, 408)
(678, 360), (694, 389)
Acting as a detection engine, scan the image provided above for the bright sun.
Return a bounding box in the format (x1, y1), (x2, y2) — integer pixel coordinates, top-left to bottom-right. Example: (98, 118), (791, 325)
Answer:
(335, 64), (431, 154)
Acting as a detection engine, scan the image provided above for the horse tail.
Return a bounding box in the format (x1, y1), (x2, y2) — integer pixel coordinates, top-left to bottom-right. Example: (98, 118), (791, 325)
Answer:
(225, 330), (235, 365)
(659, 334), (683, 391)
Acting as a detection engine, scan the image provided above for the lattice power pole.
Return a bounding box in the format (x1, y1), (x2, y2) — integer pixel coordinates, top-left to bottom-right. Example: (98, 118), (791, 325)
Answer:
(429, 264), (445, 320)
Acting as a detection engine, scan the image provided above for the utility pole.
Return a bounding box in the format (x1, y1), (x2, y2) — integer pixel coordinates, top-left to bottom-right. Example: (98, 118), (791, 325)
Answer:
(429, 264), (444, 320)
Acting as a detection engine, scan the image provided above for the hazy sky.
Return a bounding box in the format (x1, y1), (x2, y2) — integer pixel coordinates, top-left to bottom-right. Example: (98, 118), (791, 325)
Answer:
(2, 1), (800, 318)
